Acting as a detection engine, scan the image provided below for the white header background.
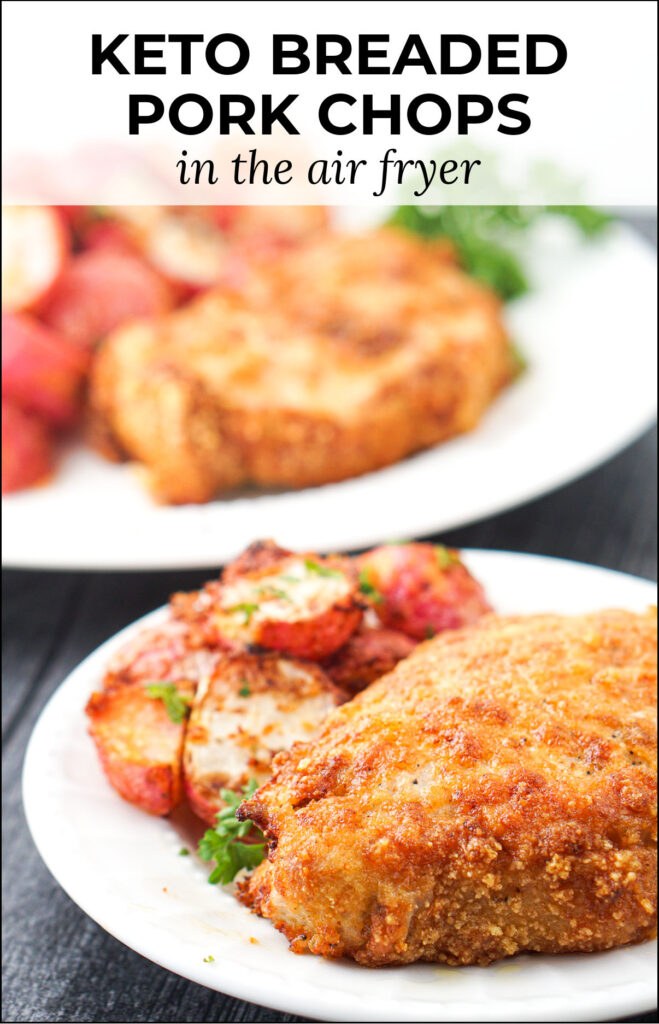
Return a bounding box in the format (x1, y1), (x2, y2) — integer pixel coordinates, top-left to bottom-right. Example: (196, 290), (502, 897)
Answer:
(2, 0), (657, 204)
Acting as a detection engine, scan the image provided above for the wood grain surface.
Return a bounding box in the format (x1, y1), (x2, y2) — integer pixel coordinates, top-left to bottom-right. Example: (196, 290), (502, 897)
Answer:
(2, 216), (656, 1024)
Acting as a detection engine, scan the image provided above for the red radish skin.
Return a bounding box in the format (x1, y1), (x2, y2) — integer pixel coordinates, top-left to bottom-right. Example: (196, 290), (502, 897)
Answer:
(357, 544), (492, 641)
(81, 219), (140, 256)
(183, 775), (221, 825)
(85, 681), (189, 816)
(323, 627), (417, 695)
(171, 547), (365, 661)
(2, 400), (55, 494)
(2, 313), (89, 427)
(257, 604), (364, 662)
(39, 249), (173, 350)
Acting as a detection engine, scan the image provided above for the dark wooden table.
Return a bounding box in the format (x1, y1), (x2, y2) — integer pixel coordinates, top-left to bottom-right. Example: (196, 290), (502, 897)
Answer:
(3, 218), (657, 1024)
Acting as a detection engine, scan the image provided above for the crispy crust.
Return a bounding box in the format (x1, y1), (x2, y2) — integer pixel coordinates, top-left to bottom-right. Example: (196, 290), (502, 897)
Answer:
(238, 610), (658, 965)
(89, 228), (512, 503)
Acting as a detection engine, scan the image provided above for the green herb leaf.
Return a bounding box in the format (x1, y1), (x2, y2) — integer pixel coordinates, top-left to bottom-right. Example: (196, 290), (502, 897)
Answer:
(178, 847), (190, 856)
(257, 586), (291, 602)
(303, 558), (343, 579)
(358, 569), (384, 604)
(238, 682), (251, 698)
(388, 204), (613, 302)
(226, 602), (260, 623)
(198, 780), (266, 886)
(145, 682), (191, 725)
(434, 545), (461, 571)
(203, 955), (215, 962)
(550, 205), (613, 237)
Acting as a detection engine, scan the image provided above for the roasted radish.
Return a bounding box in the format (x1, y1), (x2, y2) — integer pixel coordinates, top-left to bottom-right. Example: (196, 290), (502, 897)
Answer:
(356, 543), (492, 640)
(2, 206), (69, 312)
(40, 248), (173, 350)
(103, 619), (220, 690)
(323, 626), (416, 696)
(1, 400), (54, 494)
(86, 679), (194, 816)
(172, 544), (364, 661)
(183, 652), (343, 823)
(2, 312), (89, 427)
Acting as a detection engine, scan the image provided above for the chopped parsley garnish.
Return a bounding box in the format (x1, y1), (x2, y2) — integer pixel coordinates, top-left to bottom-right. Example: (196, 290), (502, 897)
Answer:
(198, 780), (266, 885)
(179, 847), (190, 856)
(304, 558), (343, 578)
(226, 602), (260, 623)
(257, 586), (291, 602)
(238, 681), (251, 698)
(203, 955), (215, 963)
(434, 545), (461, 571)
(358, 569), (384, 604)
(145, 682), (191, 725)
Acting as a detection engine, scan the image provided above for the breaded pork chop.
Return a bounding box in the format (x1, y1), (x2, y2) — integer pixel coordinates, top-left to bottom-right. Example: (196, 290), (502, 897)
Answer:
(239, 610), (658, 966)
(90, 228), (512, 504)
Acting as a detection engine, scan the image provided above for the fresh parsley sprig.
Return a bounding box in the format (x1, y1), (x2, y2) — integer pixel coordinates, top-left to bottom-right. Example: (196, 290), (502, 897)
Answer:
(257, 586), (291, 602)
(198, 780), (266, 885)
(225, 602), (260, 623)
(145, 682), (191, 725)
(388, 205), (612, 302)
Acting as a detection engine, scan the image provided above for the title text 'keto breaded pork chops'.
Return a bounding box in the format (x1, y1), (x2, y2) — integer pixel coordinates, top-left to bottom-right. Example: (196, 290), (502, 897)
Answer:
(239, 609), (658, 966)
(90, 228), (513, 503)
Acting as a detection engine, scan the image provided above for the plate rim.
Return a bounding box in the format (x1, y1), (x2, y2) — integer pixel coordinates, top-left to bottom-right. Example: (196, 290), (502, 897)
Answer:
(22, 550), (659, 1022)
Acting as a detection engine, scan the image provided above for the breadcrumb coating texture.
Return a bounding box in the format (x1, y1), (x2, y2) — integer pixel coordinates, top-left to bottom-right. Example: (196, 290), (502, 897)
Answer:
(239, 610), (658, 965)
(89, 228), (512, 503)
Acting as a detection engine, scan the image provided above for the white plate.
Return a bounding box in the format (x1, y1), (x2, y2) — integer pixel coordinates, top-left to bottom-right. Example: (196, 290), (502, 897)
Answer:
(3, 220), (658, 570)
(23, 551), (658, 1023)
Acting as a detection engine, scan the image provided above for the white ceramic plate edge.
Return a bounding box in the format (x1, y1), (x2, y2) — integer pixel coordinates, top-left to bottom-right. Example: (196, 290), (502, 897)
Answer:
(22, 552), (658, 1022)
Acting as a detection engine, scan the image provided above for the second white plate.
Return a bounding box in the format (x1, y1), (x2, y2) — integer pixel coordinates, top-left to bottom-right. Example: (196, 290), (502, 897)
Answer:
(3, 220), (657, 570)
(23, 551), (658, 1022)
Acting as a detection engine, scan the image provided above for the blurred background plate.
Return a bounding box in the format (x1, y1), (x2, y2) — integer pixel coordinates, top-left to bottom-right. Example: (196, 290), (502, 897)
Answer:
(22, 551), (658, 1022)
(3, 220), (657, 570)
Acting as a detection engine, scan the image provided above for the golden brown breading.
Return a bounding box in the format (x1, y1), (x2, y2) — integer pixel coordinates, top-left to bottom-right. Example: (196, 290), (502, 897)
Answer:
(89, 228), (512, 504)
(238, 610), (658, 966)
